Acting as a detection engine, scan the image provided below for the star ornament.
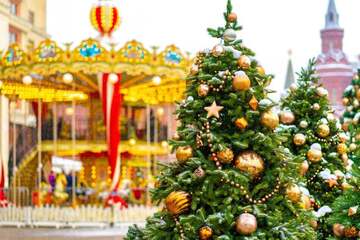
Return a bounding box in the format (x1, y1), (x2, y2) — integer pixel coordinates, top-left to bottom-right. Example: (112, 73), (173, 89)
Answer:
(205, 101), (224, 119)
(327, 178), (338, 188)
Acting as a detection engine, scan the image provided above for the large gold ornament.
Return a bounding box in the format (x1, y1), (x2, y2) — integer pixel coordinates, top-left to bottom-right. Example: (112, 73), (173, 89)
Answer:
(256, 66), (265, 76)
(279, 111), (295, 124)
(286, 184), (301, 203)
(235, 151), (265, 178)
(342, 97), (349, 106)
(299, 195), (312, 210)
(293, 133), (306, 146)
(333, 224), (345, 237)
(317, 124), (330, 138)
(307, 149), (322, 163)
(165, 191), (191, 216)
(260, 111), (279, 130)
(176, 146), (193, 163)
(337, 143), (348, 154)
(344, 227), (358, 238)
(300, 161), (309, 176)
(233, 71), (251, 91)
(235, 117), (248, 129)
(235, 213), (257, 235)
(238, 55), (251, 70)
(197, 84), (209, 97)
(199, 226), (213, 240)
(217, 148), (234, 164)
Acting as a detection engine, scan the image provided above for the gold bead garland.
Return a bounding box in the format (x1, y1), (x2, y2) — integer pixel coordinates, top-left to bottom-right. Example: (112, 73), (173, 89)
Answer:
(174, 217), (185, 240)
(306, 168), (322, 185)
(220, 177), (281, 204)
(200, 121), (223, 170)
(306, 131), (339, 145)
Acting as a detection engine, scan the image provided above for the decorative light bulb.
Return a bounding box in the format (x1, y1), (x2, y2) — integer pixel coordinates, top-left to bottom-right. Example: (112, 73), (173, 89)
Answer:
(152, 76), (161, 85)
(129, 138), (136, 146)
(108, 73), (119, 84)
(63, 73), (73, 84)
(22, 75), (33, 85)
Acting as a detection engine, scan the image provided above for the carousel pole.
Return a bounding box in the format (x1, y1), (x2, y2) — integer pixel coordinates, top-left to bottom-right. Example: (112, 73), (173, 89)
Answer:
(71, 82), (76, 206)
(146, 104), (151, 206)
(11, 97), (16, 205)
(53, 101), (58, 156)
(37, 98), (42, 194)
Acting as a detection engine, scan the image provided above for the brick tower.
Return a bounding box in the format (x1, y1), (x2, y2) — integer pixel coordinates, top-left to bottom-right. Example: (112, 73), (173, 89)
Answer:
(316, 0), (353, 114)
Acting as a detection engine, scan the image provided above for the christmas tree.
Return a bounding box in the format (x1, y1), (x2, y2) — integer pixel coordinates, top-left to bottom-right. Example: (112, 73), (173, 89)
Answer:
(126, 1), (316, 239)
(325, 71), (360, 239)
(279, 59), (349, 239)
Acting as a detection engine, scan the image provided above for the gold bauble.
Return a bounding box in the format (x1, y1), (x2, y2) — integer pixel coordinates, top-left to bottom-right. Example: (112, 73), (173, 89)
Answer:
(356, 133), (360, 141)
(235, 213), (257, 235)
(307, 149), (322, 163)
(299, 195), (312, 210)
(310, 220), (318, 229)
(280, 111), (295, 124)
(217, 148), (234, 164)
(357, 89), (360, 100)
(238, 55), (251, 70)
(342, 122), (350, 131)
(165, 191), (191, 216)
(333, 224), (345, 237)
(212, 44), (225, 57)
(286, 184), (301, 203)
(173, 132), (180, 140)
(342, 97), (349, 106)
(337, 143), (348, 154)
(293, 133), (306, 146)
(342, 182), (352, 190)
(256, 66), (265, 76)
(317, 124), (330, 138)
(227, 12), (237, 22)
(176, 146), (193, 163)
(199, 226), (213, 240)
(235, 117), (248, 129)
(233, 73), (251, 91)
(350, 143), (357, 151)
(197, 84), (209, 97)
(260, 111), (279, 130)
(344, 227), (358, 238)
(300, 161), (309, 176)
(234, 151), (265, 178)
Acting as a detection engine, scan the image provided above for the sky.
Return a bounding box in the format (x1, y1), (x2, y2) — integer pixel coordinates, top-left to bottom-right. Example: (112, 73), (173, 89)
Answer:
(47, 0), (360, 94)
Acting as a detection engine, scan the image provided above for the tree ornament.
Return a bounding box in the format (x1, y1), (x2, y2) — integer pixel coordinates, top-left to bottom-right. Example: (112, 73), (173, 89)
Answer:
(333, 224), (345, 237)
(256, 66), (265, 76)
(348, 206), (358, 216)
(307, 148), (322, 163)
(234, 151), (265, 178)
(309, 220), (318, 229)
(299, 120), (308, 128)
(316, 87), (328, 97)
(327, 178), (338, 188)
(349, 143), (357, 151)
(197, 84), (209, 97)
(317, 124), (330, 138)
(286, 184), (301, 203)
(289, 83), (297, 92)
(357, 89), (360, 100)
(293, 133), (306, 146)
(165, 191), (191, 216)
(344, 227), (358, 238)
(176, 146), (193, 163)
(338, 133), (348, 143)
(223, 29), (237, 42)
(327, 113), (335, 121)
(227, 12), (237, 22)
(199, 226), (213, 240)
(342, 97), (349, 106)
(194, 167), (205, 179)
(190, 64), (199, 75)
(232, 71), (251, 91)
(354, 99), (360, 107)
(300, 161), (309, 176)
(342, 182), (352, 190)
(238, 55), (251, 70)
(260, 111), (279, 130)
(235, 213), (257, 235)
(259, 99), (272, 108)
(249, 96), (258, 110)
(212, 44), (225, 57)
(235, 117), (248, 129)
(337, 143), (348, 154)
(217, 148), (234, 164)
(312, 103), (320, 111)
(205, 101), (224, 119)
(342, 153), (349, 166)
(279, 110), (295, 124)
(299, 194), (312, 210)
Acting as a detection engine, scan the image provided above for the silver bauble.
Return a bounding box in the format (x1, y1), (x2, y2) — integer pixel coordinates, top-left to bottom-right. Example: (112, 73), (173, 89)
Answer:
(223, 29), (237, 42)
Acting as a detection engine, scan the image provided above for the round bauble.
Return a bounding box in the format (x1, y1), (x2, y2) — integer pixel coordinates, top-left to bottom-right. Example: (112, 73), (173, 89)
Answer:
(260, 111), (279, 130)
(327, 113), (335, 121)
(238, 55), (251, 70)
(197, 84), (209, 97)
(354, 99), (360, 108)
(217, 148), (234, 164)
(173, 132), (180, 140)
(235, 117), (248, 129)
(256, 66), (265, 76)
(300, 161), (309, 176)
(176, 146), (193, 163)
(342, 122), (350, 131)
(299, 120), (308, 128)
(223, 29), (237, 42)
(233, 71), (251, 91)
(337, 143), (348, 154)
(289, 83), (297, 92)
(317, 124), (330, 138)
(333, 224), (345, 237)
(338, 133), (348, 143)
(312, 103), (320, 111)
(342, 153), (349, 166)
(199, 226), (213, 240)
(190, 64), (199, 75)
(212, 44), (225, 57)
(280, 111), (295, 124)
(165, 191), (191, 216)
(259, 99), (272, 108)
(316, 87), (328, 97)
(342, 97), (349, 106)
(234, 151), (265, 178)
(293, 133), (306, 146)
(299, 194), (312, 210)
(227, 12), (237, 22)
(235, 213), (257, 235)
(310, 220), (318, 229)
(344, 227), (358, 238)
(342, 182), (352, 190)
(194, 167), (205, 179)
(350, 143), (357, 151)
(307, 149), (322, 163)
(286, 184), (301, 203)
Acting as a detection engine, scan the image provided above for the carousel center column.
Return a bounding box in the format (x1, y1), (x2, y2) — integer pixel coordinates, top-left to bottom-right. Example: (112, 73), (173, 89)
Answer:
(0, 95), (9, 188)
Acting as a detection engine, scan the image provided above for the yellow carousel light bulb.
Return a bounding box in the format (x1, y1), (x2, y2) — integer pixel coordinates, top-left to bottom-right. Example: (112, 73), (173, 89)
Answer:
(63, 73), (74, 84)
(152, 76), (161, 85)
(108, 73), (119, 84)
(129, 138), (136, 146)
(22, 75), (33, 85)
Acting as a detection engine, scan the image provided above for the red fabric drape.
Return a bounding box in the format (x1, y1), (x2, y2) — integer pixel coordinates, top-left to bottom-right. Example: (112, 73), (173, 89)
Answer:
(31, 102), (48, 122)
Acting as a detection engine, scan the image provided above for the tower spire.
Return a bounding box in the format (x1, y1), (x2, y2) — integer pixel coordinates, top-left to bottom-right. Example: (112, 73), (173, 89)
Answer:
(284, 49), (295, 90)
(325, 0), (340, 29)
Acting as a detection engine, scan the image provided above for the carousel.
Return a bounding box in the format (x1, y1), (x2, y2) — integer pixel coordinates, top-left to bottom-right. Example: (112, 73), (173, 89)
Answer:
(0, 0), (189, 208)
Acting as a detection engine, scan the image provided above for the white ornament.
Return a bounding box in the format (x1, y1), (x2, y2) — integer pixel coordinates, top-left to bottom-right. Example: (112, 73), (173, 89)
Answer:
(327, 113), (335, 121)
(347, 106), (353, 112)
(223, 29), (237, 42)
(350, 143), (357, 151)
(312, 103), (320, 111)
(334, 170), (344, 178)
(311, 143), (322, 151)
(212, 44), (225, 57)
(316, 87), (328, 97)
(232, 49), (242, 59)
(319, 169), (336, 180)
(290, 83), (297, 91)
(187, 96), (194, 102)
(218, 71), (225, 78)
(259, 99), (272, 108)
(300, 120), (308, 128)
(320, 118), (328, 124)
(234, 70), (246, 77)
(313, 206), (332, 218)
(354, 99), (359, 108)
